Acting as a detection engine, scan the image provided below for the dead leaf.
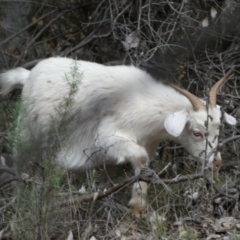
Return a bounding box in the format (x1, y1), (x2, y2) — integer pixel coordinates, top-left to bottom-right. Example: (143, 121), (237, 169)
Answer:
(210, 7), (217, 19)
(122, 32), (139, 51)
(202, 17), (209, 27)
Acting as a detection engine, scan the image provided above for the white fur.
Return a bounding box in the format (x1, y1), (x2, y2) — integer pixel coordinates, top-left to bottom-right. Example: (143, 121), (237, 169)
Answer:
(0, 68), (29, 95)
(0, 57), (236, 216)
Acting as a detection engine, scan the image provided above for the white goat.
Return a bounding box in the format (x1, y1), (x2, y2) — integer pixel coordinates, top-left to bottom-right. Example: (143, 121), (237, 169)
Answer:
(0, 57), (236, 216)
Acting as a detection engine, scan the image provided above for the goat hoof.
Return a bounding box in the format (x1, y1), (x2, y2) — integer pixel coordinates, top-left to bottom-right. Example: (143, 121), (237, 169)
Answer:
(128, 197), (146, 218)
(129, 205), (145, 218)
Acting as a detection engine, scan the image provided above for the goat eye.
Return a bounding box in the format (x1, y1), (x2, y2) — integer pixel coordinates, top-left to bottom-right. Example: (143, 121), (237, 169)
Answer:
(193, 131), (202, 138)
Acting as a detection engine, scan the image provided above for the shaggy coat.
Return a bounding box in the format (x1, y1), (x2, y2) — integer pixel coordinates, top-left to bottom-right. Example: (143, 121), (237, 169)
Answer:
(0, 58), (236, 216)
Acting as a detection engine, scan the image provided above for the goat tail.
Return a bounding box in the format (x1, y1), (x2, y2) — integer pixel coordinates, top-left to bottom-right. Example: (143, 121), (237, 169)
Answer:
(0, 68), (30, 96)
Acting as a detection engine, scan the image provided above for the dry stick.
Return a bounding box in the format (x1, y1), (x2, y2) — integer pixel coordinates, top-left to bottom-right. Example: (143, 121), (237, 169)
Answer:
(12, 4), (101, 67)
(0, 166), (16, 176)
(63, 31), (111, 56)
(221, 135), (240, 145)
(0, 3), (99, 48)
(220, 160), (240, 171)
(14, 9), (73, 67)
(201, 81), (212, 201)
(165, 0), (185, 44)
(111, 3), (131, 40)
(216, 57), (227, 160)
(0, 49), (26, 65)
(0, 197), (16, 212)
(0, 8), (59, 47)
(63, 4), (111, 56)
(217, 97), (226, 155)
(137, 0), (142, 36)
(203, 94), (210, 174)
(58, 172), (204, 207)
(206, 135), (240, 160)
(0, 177), (19, 189)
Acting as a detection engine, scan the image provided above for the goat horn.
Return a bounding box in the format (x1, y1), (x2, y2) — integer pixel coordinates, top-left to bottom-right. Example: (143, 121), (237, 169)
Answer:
(209, 68), (234, 107)
(170, 83), (206, 112)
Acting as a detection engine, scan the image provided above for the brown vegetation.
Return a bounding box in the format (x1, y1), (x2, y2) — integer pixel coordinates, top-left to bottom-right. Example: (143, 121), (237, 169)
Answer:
(0, 0), (240, 239)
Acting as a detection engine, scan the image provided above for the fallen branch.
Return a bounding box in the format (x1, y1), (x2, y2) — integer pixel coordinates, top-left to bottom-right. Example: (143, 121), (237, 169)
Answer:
(58, 171), (204, 207)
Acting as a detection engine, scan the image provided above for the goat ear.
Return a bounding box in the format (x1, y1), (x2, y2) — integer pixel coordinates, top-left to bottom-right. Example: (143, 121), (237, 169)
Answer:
(164, 110), (189, 137)
(224, 112), (237, 125)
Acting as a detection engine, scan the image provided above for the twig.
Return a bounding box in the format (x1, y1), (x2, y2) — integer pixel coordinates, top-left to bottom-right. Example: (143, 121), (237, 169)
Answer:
(63, 31), (111, 56)
(137, 0), (142, 35)
(0, 166), (17, 176)
(206, 135), (240, 160)
(220, 160), (240, 171)
(57, 172), (204, 207)
(14, 9), (73, 67)
(0, 197), (16, 212)
(0, 177), (19, 189)
(220, 135), (240, 146)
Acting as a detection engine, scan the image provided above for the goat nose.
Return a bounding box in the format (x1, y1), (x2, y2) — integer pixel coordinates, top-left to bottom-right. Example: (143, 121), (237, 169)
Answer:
(215, 152), (222, 168)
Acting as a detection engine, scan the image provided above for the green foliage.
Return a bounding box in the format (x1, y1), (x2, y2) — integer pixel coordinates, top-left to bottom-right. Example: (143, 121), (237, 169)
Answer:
(7, 99), (29, 153)
(148, 213), (167, 239)
(49, 60), (83, 152)
(53, 60), (82, 120)
(10, 161), (70, 239)
(2, 60), (84, 239)
(87, 169), (97, 189)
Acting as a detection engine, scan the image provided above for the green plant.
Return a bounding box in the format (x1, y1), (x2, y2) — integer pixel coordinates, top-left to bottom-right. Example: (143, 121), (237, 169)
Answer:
(4, 60), (84, 239)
